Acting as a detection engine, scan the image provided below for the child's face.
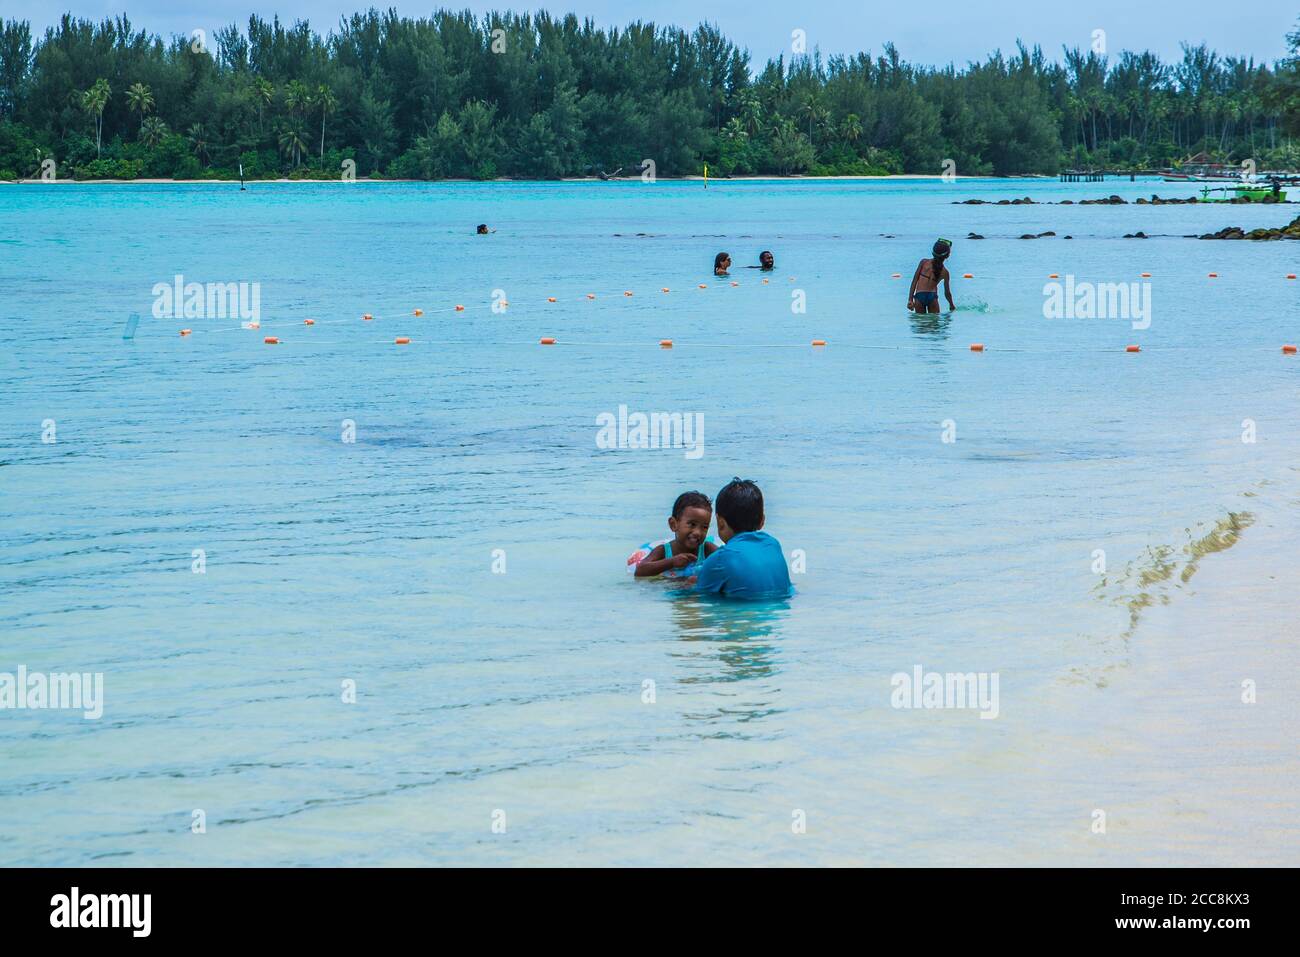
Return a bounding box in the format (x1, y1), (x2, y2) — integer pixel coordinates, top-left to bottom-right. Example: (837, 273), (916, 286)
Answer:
(668, 506), (712, 551)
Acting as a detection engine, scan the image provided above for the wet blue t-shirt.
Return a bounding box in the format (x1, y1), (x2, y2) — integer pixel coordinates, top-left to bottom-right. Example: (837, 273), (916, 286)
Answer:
(693, 531), (793, 600)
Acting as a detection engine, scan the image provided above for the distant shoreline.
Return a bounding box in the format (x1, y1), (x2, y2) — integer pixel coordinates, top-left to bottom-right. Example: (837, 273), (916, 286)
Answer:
(3, 173), (1060, 186)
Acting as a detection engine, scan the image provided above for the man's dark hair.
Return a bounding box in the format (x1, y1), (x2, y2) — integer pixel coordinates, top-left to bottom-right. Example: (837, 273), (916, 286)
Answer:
(672, 490), (712, 518)
(715, 478), (763, 532)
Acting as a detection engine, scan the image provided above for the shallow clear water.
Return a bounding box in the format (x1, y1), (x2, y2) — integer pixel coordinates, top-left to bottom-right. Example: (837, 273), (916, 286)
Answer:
(2, 178), (1298, 865)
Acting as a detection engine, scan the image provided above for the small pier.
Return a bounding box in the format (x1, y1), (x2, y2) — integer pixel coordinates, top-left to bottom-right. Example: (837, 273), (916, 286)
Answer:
(1060, 169), (1144, 182)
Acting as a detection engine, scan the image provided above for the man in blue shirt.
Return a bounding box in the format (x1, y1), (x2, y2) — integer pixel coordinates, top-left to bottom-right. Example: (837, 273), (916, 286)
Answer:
(691, 478), (793, 600)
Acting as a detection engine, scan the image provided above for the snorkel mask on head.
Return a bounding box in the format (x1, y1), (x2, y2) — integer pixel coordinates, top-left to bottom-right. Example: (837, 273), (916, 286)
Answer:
(933, 238), (952, 257)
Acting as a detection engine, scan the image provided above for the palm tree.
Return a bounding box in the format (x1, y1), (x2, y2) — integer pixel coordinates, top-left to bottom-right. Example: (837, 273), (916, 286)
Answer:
(284, 79), (310, 117)
(278, 125), (308, 168)
(800, 92), (821, 142)
(720, 117), (747, 143)
(81, 78), (111, 158)
(187, 123), (210, 166)
(840, 113), (863, 145)
(738, 90), (764, 137)
(252, 77), (273, 134)
(140, 116), (168, 148)
(315, 84), (337, 166)
(125, 82), (154, 135)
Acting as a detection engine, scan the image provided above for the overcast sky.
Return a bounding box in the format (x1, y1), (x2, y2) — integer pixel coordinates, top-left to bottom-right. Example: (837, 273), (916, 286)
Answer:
(9, 1), (1299, 68)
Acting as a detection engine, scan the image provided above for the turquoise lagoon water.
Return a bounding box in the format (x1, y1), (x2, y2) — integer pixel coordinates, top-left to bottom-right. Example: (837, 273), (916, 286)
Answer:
(2, 178), (1298, 865)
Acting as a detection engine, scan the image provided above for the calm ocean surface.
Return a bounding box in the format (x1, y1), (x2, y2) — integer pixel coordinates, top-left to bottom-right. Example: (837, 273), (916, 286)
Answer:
(2, 178), (1298, 865)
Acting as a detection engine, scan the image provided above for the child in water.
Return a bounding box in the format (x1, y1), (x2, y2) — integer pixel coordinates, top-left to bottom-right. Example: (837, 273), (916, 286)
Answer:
(689, 478), (793, 600)
(629, 491), (723, 578)
(907, 238), (955, 313)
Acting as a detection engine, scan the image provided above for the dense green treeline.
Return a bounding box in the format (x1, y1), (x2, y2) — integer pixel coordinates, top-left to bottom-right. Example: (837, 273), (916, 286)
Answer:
(1, 9), (1298, 181)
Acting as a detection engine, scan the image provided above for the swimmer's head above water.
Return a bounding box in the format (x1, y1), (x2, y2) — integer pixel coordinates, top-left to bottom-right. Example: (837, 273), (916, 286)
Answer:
(759, 250), (774, 270)
(932, 237), (952, 267)
(714, 251), (731, 275)
(669, 490), (714, 553)
(714, 478), (765, 542)
(476, 224), (491, 234)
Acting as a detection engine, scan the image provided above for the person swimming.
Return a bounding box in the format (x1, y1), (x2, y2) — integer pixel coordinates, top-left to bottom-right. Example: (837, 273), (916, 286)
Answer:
(476, 224), (494, 234)
(713, 252), (732, 276)
(689, 478), (792, 600)
(746, 250), (775, 271)
(629, 491), (722, 578)
(907, 238), (955, 314)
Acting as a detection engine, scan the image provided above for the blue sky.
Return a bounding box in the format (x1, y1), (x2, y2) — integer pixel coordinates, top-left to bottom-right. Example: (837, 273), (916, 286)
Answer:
(10, 1), (1299, 67)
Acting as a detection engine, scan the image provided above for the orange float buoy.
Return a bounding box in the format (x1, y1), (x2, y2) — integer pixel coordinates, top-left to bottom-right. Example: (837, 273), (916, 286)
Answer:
(1048, 273), (1059, 279)
(811, 339), (827, 347)
(1207, 273), (1218, 278)
(547, 297), (557, 303)
(762, 279), (769, 284)
(1126, 344), (1141, 353)
(454, 305), (465, 311)
(539, 337), (556, 345)
(413, 308), (423, 316)
(395, 337), (410, 345)
(660, 339), (673, 348)
(624, 291), (633, 297)
(1288, 274), (1298, 280)
(1283, 344), (1297, 354)
(1140, 272), (1151, 278)
(698, 284), (707, 289)
(730, 281), (739, 287)
(362, 313), (373, 320)
(891, 273), (901, 279)
(179, 329), (191, 336)
(661, 287), (670, 293)
(962, 273), (973, 279)
(264, 336), (279, 345)
(970, 343), (984, 352)
(304, 318), (315, 325)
